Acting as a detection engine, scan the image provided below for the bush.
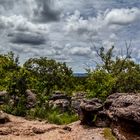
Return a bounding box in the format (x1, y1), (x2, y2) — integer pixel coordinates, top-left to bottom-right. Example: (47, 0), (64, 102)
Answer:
(86, 46), (140, 99)
(47, 109), (78, 125)
(2, 68), (30, 117)
(27, 107), (78, 125)
(2, 96), (27, 116)
(86, 70), (116, 100)
(114, 60), (140, 93)
(27, 106), (48, 119)
(23, 57), (73, 93)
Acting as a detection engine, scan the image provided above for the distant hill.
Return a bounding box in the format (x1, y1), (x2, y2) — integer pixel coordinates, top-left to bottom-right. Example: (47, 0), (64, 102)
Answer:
(73, 73), (88, 77)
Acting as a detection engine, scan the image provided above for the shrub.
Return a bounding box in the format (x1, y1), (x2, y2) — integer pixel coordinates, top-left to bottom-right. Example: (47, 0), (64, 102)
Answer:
(27, 107), (78, 125)
(2, 96), (27, 116)
(47, 109), (78, 125)
(86, 70), (116, 100)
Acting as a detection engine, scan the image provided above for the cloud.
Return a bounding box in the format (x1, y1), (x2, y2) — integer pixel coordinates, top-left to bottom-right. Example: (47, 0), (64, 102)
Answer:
(65, 8), (140, 40)
(33, 0), (61, 22)
(105, 8), (140, 25)
(70, 46), (91, 56)
(8, 32), (46, 45)
(0, 15), (48, 33)
(0, 0), (15, 10)
(64, 10), (100, 36)
(0, 15), (15, 29)
(53, 54), (72, 62)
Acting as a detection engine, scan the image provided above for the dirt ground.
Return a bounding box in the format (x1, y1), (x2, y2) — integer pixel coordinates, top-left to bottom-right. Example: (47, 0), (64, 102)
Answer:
(0, 114), (106, 140)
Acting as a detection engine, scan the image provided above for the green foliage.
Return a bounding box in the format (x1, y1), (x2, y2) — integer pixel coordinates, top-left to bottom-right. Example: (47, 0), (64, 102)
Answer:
(87, 45), (140, 99)
(73, 76), (87, 91)
(3, 97), (27, 116)
(27, 106), (49, 119)
(7, 68), (29, 95)
(0, 52), (20, 90)
(114, 60), (140, 92)
(27, 107), (78, 125)
(23, 57), (73, 93)
(86, 70), (116, 100)
(96, 46), (115, 73)
(47, 110), (78, 125)
(3, 66), (30, 116)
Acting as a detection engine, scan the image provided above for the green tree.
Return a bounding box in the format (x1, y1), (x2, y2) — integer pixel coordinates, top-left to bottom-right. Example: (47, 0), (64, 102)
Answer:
(23, 57), (73, 93)
(0, 52), (20, 90)
(86, 45), (140, 99)
(86, 70), (116, 100)
(5, 68), (30, 116)
(114, 60), (140, 92)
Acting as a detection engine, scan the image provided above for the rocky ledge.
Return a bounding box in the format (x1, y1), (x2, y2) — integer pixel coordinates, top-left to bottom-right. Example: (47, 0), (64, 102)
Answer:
(79, 93), (140, 140)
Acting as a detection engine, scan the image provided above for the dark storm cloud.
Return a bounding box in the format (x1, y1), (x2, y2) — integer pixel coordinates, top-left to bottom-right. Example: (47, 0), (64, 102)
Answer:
(8, 32), (46, 45)
(0, 0), (15, 10)
(33, 0), (61, 22)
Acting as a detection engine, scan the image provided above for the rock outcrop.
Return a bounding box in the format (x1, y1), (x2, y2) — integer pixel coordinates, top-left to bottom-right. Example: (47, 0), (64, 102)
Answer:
(79, 93), (140, 140)
(71, 92), (86, 113)
(0, 111), (10, 124)
(49, 91), (71, 112)
(105, 93), (140, 140)
(79, 98), (103, 125)
(105, 93), (140, 123)
(0, 90), (36, 109)
(26, 89), (36, 109)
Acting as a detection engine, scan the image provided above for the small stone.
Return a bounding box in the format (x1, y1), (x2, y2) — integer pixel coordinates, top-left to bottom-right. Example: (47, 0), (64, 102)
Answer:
(32, 127), (46, 134)
(59, 130), (65, 134)
(62, 126), (72, 131)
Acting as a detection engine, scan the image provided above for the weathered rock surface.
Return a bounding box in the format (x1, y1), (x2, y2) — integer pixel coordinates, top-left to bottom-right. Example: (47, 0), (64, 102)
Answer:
(0, 111), (10, 124)
(0, 114), (106, 140)
(49, 99), (70, 111)
(0, 91), (7, 105)
(79, 93), (140, 140)
(26, 89), (36, 109)
(71, 92), (86, 113)
(49, 91), (71, 112)
(79, 98), (103, 125)
(105, 93), (140, 123)
(50, 91), (70, 100)
(105, 93), (140, 140)
(0, 90), (36, 109)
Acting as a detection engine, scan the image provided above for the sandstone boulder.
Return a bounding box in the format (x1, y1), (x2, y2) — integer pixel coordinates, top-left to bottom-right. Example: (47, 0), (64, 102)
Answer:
(71, 92), (86, 113)
(105, 93), (140, 140)
(49, 91), (70, 100)
(0, 111), (10, 124)
(78, 93), (140, 139)
(49, 91), (70, 112)
(26, 90), (36, 109)
(105, 93), (140, 123)
(49, 99), (70, 112)
(79, 98), (103, 125)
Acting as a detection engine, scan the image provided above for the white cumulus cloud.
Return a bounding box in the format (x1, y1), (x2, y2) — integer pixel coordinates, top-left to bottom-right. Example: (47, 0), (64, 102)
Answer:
(105, 8), (140, 25)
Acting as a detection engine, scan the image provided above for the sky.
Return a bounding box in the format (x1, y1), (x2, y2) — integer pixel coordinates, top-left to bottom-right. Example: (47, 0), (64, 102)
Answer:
(0, 0), (140, 72)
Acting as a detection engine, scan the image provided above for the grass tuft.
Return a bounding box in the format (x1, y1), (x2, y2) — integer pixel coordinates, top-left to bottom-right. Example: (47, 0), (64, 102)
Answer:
(103, 128), (116, 140)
